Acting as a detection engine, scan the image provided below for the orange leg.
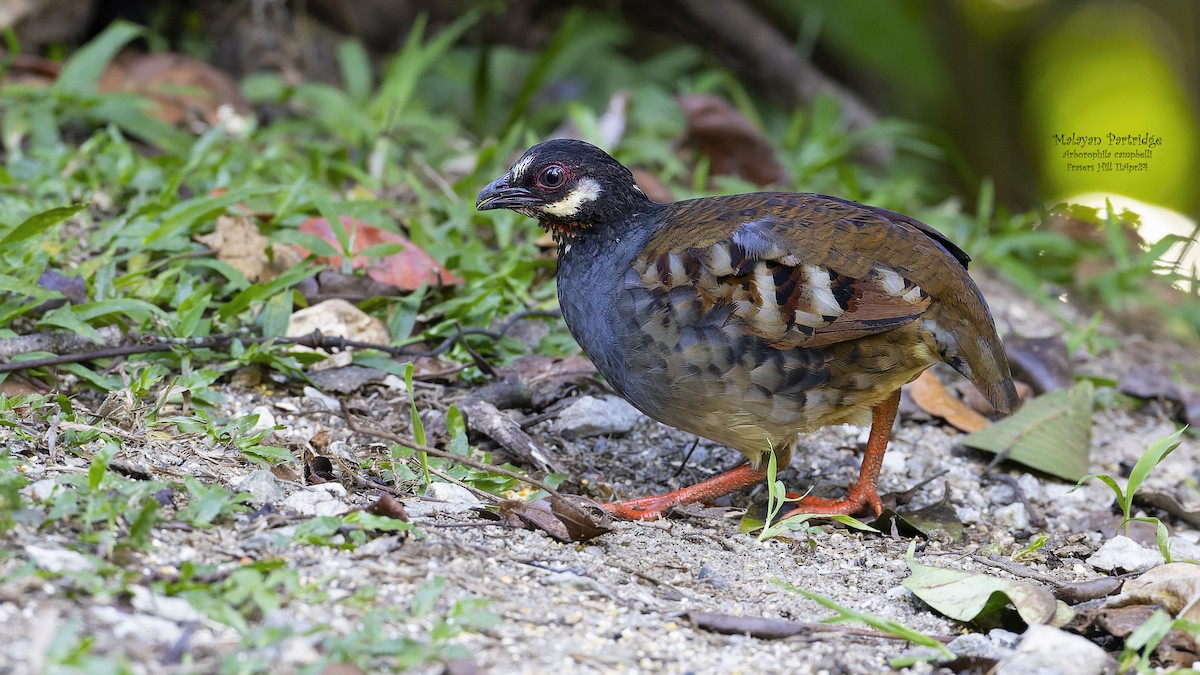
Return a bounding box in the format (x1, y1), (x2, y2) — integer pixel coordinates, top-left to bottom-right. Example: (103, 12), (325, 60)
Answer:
(602, 463), (767, 521)
(602, 389), (902, 521)
(783, 389), (900, 518)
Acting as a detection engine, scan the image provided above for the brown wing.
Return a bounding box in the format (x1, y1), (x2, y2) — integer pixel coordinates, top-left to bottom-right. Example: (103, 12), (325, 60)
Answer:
(637, 193), (939, 349)
(638, 192), (1018, 412)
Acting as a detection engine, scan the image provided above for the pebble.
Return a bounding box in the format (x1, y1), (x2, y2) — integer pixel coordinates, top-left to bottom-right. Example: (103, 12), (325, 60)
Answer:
(249, 405), (277, 433)
(995, 624), (1114, 675)
(554, 396), (644, 438)
(25, 479), (61, 502)
(1086, 535), (1165, 573)
(403, 482), (482, 518)
(993, 502), (1031, 530)
(24, 545), (93, 573)
(232, 469), (285, 505)
(949, 631), (1014, 661)
(281, 486), (349, 517)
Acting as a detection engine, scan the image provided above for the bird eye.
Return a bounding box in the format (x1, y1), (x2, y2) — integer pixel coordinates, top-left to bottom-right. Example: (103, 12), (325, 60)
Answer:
(537, 165), (566, 189)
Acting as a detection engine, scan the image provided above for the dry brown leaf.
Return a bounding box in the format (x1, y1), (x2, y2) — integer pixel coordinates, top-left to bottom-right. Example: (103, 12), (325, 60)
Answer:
(678, 94), (786, 186)
(908, 370), (991, 433)
(98, 52), (250, 128)
(195, 215), (303, 283)
(297, 216), (463, 291)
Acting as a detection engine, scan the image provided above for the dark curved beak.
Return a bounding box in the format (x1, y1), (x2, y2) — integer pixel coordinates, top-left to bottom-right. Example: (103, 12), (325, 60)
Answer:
(476, 175), (537, 211)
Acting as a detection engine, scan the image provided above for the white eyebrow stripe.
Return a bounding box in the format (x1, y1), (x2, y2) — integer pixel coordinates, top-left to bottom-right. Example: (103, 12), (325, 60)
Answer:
(510, 154), (534, 180)
(541, 177), (603, 217)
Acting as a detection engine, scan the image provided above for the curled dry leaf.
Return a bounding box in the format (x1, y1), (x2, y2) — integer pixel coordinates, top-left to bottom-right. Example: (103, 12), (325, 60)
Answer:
(365, 493), (410, 522)
(297, 216), (463, 291)
(678, 94), (787, 186)
(1003, 335), (1073, 394)
(499, 494), (612, 543)
(196, 215), (302, 283)
(903, 548), (1073, 629)
(1119, 363), (1200, 426)
(908, 370), (991, 433)
(98, 52), (250, 129)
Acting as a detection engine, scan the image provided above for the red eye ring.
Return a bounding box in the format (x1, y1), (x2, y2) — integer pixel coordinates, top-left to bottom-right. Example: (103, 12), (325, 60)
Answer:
(537, 164), (568, 189)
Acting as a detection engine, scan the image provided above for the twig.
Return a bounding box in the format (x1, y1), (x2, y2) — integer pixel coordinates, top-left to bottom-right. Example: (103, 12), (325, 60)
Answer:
(338, 400), (564, 499)
(970, 555), (1059, 586)
(0, 311), (562, 375)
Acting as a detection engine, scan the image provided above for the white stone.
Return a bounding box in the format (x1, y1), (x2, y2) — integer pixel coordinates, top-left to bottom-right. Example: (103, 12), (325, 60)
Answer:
(24, 545), (93, 573)
(25, 479), (61, 502)
(1086, 535), (1165, 574)
(249, 405), (277, 433)
(554, 395), (644, 438)
(282, 487), (348, 517)
(995, 624), (1113, 675)
(993, 502), (1031, 530)
(231, 469), (285, 504)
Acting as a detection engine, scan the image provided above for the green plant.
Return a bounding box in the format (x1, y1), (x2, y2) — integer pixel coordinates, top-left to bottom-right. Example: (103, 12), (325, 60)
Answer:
(771, 579), (954, 662)
(1076, 426), (1188, 561)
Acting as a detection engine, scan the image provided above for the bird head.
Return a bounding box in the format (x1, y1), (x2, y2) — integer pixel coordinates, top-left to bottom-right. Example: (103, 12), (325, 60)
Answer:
(476, 139), (654, 239)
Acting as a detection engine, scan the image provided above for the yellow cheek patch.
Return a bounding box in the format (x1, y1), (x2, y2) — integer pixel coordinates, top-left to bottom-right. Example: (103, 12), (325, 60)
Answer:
(541, 178), (603, 218)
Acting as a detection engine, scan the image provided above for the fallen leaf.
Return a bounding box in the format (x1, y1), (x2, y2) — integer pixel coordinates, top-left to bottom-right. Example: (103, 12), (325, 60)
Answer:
(1054, 577), (1123, 605)
(908, 370), (991, 433)
(903, 545), (1072, 629)
(297, 216), (462, 291)
(959, 381), (1094, 481)
(1003, 334), (1073, 394)
(298, 269), (412, 305)
(1134, 489), (1200, 529)
(678, 94), (786, 186)
(98, 52), (250, 128)
(688, 611), (808, 639)
(365, 493), (409, 521)
(305, 456), (336, 484)
(458, 396), (560, 473)
(196, 215), (302, 283)
(1115, 563), (1200, 623)
(1119, 363), (1200, 426)
(499, 494), (612, 543)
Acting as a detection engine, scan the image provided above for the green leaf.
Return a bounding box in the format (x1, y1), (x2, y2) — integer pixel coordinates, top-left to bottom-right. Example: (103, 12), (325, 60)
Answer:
(53, 21), (142, 95)
(338, 39), (373, 106)
(1125, 426), (1186, 513)
(0, 204), (86, 248)
(410, 577), (445, 617)
(959, 381), (1094, 481)
(902, 542), (1072, 629)
(37, 306), (104, 343)
(772, 579), (954, 659)
(88, 441), (116, 491)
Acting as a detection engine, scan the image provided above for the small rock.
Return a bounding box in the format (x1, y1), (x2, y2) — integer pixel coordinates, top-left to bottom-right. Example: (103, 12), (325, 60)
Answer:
(956, 506), (981, 524)
(302, 386), (341, 412)
(995, 624), (1114, 675)
(25, 479), (61, 502)
(129, 585), (204, 623)
(282, 487), (348, 517)
(1167, 536), (1200, 563)
(249, 405), (277, 433)
(24, 545), (93, 573)
(993, 502), (1031, 530)
(949, 631), (1014, 661)
(554, 396), (644, 438)
(231, 469), (285, 505)
(91, 606), (185, 644)
(1086, 535), (1165, 574)
(403, 482), (481, 518)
